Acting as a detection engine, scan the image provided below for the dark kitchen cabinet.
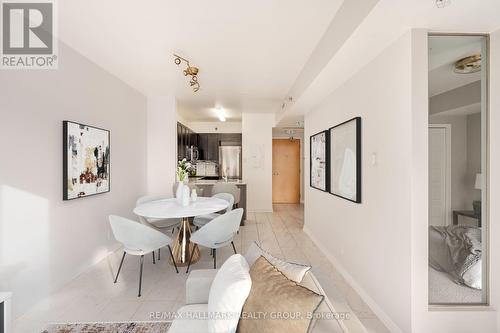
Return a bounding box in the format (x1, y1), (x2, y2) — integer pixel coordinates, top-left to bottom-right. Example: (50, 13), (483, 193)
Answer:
(177, 122), (197, 160)
(198, 134), (206, 159)
(182, 130), (241, 162)
(218, 133), (242, 145)
(199, 133), (219, 161)
(206, 134), (219, 161)
(177, 123), (183, 160)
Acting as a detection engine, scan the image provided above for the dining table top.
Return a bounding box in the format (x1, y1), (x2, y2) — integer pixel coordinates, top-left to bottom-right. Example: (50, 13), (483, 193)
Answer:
(133, 196), (229, 219)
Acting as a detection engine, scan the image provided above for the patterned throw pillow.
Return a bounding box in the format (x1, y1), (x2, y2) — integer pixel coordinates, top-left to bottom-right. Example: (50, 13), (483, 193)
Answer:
(238, 256), (324, 333)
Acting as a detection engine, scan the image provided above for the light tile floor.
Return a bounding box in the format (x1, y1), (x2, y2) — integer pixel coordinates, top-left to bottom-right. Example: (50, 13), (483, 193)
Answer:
(14, 204), (389, 333)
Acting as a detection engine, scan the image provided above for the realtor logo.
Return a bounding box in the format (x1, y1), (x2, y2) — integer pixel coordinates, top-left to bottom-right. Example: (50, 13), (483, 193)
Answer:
(1, 0), (58, 69)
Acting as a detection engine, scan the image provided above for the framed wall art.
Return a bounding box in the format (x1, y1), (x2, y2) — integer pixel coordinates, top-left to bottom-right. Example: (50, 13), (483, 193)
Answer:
(329, 117), (361, 203)
(63, 121), (110, 200)
(310, 130), (329, 192)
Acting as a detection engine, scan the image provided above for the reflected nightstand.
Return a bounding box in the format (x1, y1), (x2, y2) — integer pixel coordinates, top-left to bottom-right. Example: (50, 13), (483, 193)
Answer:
(452, 210), (481, 227)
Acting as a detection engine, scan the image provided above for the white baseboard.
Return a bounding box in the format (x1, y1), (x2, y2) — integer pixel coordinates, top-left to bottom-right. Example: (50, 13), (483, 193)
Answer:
(303, 226), (404, 333)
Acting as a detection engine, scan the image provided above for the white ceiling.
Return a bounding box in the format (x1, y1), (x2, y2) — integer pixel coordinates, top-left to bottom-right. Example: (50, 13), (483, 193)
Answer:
(58, 0), (343, 122)
(431, 102), (481, 117)
(279, 0), (500, 121)
(428, 36), (482, 97)
(57, 0), (500, 124)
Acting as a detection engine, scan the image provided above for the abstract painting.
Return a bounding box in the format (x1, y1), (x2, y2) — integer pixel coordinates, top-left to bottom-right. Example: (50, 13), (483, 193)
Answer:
(329, 117), (361, 203)
(63, 121), (110, 200)
(310, 130), (329, 191)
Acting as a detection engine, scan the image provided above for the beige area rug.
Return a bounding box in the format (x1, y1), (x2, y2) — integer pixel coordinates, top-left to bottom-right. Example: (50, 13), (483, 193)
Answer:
(41, 322), (171, 333)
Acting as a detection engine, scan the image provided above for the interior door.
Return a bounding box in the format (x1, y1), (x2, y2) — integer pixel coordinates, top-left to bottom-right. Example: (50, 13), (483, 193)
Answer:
(272, 139), (300, 203)
(429, 126), (450, 226)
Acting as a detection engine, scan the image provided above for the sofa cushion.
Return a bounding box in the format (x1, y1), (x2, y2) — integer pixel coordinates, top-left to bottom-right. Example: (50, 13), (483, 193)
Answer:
(169, 304), (208, 333)
(207, 254), (252, 333)
(238, 256), (324, 333)
(244, 241), (311, 283)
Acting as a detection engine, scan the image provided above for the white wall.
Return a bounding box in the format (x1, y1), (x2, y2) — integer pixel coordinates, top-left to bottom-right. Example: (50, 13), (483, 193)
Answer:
(242, 113), (273, 212)
(305, 30), (500, 332)
(466, 113), (482, 203)
(411, 31), (499, 333)
(304, 31), (414, 332)
(187, 121), (242, 134)
(0, 42), (147, 319)
(147, 96), (177, 196)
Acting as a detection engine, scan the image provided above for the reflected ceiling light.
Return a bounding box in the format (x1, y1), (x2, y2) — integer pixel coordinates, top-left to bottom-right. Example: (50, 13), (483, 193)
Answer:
(454, 54), (481, 74)
(174, 54), (200, 92)
(216, 107), (226, 122)
(436, 0), (451, 8)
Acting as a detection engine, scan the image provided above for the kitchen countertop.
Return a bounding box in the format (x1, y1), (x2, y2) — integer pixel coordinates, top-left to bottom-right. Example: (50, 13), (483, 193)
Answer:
(188, 177), (247, 224)
(189, 178), (246, 185)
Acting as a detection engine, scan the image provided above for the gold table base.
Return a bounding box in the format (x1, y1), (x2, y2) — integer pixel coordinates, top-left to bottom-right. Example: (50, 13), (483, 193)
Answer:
(171, 217), (200, 267)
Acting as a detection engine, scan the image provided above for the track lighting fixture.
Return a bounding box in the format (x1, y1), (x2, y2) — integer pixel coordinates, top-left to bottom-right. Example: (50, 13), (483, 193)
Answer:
(174, 54), (200, 92)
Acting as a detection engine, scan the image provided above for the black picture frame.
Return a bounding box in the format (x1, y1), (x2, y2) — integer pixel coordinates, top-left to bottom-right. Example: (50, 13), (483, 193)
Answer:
(328, 117), (361, 203)
(309, 130), (330, 192)
(63, 120), (111, 200)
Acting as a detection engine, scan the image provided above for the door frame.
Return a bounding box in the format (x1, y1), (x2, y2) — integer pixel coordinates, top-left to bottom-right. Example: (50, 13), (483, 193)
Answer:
(429, 124), (451, 226)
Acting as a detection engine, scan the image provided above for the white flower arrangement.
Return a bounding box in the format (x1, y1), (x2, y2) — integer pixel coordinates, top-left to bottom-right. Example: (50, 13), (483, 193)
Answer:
(177, 158), (195, 182)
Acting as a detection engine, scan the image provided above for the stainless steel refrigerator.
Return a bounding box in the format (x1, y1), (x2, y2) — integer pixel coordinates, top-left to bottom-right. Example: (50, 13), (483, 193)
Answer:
(219, 146), (242, 179)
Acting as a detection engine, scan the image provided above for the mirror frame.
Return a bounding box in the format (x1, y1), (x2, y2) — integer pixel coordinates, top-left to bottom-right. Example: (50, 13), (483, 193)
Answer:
(427, 32), (490, 308)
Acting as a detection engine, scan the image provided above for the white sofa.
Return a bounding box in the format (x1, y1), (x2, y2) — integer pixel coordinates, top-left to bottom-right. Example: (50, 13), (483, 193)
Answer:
(169, 257), (345, 333)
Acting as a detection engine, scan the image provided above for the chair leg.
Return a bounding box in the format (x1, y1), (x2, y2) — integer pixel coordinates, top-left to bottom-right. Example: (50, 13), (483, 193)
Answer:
(213, 248), (217, 269)
(114, 251), (126, 283)
(168, 245), (178, 273)
(138, 255), (144, 297)
(158, 248), (161, 261)
(153, 251), (156, 264)
(186, 244), (198, 274)
(231, 241), (237, 254)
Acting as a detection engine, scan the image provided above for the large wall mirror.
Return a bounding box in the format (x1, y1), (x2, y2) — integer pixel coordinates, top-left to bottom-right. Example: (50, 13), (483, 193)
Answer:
(428, 34), (488, 305)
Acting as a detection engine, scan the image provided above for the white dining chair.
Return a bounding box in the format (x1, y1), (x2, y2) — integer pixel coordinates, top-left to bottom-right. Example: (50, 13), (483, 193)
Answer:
(136, 195), (181, 261)
(186, 208), (243, 273)
(109, 215), (179, 297)
(212, 183), (240, 206)
(193, 193), (234, 229)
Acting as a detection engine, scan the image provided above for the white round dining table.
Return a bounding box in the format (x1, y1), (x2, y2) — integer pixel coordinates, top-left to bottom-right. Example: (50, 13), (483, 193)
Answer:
(133, 196), (229, 220)
(133, 197), (229, 267)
